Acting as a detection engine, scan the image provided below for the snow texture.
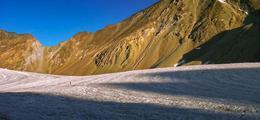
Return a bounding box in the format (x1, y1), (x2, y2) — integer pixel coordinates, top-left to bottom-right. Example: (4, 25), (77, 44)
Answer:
(218, 0), (226, 3)
(0, 63), (260, 120)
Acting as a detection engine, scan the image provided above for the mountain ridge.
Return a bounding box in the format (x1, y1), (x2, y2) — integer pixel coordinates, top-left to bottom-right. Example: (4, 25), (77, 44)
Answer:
(0, 0), (260, 75)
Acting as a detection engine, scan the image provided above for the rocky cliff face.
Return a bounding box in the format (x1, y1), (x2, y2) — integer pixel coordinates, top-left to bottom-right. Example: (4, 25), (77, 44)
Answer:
(0, 30), (41, 71)
(0, 0), (259, 75)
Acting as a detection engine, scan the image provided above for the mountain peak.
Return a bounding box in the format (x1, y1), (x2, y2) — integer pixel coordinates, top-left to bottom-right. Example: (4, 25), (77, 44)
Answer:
(0, 0), (259, 75)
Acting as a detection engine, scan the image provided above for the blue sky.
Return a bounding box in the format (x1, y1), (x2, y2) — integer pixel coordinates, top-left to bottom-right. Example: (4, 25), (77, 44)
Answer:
(0, 0), (159, 46)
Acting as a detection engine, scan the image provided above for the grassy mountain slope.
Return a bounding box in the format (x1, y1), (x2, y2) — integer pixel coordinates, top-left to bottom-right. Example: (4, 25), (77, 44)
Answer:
(183, 10), (260, 65)
(0, 0), (259, 75)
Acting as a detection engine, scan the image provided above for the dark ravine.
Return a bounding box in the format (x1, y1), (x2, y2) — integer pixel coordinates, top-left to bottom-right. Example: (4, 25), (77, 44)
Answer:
(0, 0), (260, 75)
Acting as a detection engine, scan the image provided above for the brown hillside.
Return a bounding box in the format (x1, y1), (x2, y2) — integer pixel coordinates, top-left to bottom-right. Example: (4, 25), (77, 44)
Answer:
(0, 0), (259, 75)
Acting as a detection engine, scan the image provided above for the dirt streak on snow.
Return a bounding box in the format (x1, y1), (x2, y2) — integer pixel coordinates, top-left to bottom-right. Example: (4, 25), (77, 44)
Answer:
(0, 63), (260, 120)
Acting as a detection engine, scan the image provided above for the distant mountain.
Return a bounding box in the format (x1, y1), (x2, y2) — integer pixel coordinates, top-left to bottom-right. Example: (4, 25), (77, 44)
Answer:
(0, 0), (260, 75)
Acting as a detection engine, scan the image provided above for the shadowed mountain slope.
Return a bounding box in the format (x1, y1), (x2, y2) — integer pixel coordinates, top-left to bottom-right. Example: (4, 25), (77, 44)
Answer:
(0, 0), (260, 75)
(183, 10), (260, 65)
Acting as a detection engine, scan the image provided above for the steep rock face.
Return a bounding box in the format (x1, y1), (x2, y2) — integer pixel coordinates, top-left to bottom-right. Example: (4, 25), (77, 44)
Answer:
(0, 30), (42, 71)
(0, 0), (259, 75)
(183, 9), (260, 65)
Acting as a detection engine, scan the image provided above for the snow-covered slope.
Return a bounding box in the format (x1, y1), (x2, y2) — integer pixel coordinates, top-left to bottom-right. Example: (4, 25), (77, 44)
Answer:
(0, 63), (260, 120)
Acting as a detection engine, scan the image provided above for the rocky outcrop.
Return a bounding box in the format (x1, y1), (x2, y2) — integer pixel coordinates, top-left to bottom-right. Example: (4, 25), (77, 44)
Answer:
(0, 30), (42, 71)
(183, 9), (260, 65)
(0, 0), (259, 75)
